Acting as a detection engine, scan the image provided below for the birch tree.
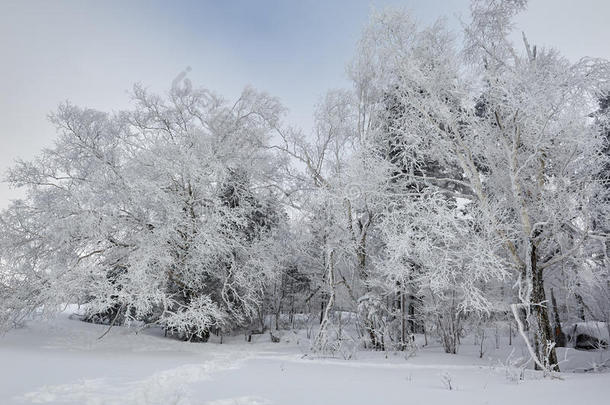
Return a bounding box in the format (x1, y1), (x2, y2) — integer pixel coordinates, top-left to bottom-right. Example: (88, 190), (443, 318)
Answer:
(350, 2), (610, 365)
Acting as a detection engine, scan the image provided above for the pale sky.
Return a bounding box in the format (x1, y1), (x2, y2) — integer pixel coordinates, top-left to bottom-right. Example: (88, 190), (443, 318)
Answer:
(1, 0), (609, 207)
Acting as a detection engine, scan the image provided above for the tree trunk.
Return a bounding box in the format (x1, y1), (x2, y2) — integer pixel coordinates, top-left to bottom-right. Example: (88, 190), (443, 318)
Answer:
(575, 290), (587, 321)
(319, 294), (326, 325)
(313, 250), (336, 353)
(530, 239), (559, 370)
(550, 288), (565, 347)
(400, 288), (406, 350)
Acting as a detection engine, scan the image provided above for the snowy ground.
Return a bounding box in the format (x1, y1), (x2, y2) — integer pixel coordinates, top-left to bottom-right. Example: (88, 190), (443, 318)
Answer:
(1, 310), (610, 405)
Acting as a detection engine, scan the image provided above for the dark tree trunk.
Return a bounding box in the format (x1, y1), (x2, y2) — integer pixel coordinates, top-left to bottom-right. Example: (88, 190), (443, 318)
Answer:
(575, 290), (587, 321)
(530, 239), (559, 370)
(408, 296), (416, 334)
(319, 293), (326, 325)
(550, 288), (566, 347)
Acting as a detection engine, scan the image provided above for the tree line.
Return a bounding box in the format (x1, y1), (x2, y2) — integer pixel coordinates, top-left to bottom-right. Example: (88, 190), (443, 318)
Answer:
(1, 0), (609, 373)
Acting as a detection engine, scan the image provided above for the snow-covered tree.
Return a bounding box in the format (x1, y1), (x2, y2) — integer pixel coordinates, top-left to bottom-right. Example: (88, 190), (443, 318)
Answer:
(463, 0), (610, 370)
(346, 2), (610, 366)
(0, 78), (288, 341)
(1, 1), (608, 367)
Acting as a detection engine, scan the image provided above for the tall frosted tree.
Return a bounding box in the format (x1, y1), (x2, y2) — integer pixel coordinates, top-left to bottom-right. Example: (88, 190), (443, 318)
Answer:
(346, 1), (610, 366)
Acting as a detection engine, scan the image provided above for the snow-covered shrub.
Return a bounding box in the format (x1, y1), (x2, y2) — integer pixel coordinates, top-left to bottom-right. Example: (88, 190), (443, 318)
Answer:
(162, 296), (226, 342)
